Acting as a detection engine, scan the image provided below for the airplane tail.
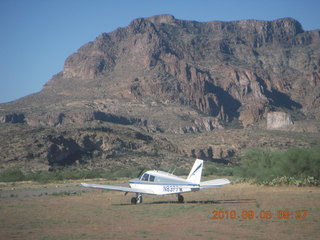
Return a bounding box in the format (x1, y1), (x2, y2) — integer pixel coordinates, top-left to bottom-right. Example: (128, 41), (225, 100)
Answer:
(186, 159), (203, 184)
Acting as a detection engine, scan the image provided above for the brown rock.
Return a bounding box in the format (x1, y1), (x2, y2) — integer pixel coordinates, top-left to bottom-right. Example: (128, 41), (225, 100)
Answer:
(1, 15), (320, 132)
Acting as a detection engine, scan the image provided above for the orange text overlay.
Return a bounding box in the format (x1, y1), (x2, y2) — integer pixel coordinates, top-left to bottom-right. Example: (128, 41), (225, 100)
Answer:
(210, 210), (308, 220)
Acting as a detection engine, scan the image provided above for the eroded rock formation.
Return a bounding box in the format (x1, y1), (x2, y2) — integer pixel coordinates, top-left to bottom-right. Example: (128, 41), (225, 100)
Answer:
(2, 15), (317, 132)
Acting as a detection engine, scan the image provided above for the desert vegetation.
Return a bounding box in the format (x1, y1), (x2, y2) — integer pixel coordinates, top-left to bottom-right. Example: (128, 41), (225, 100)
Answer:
(1, 146), (319, 186)
(0, 167), (145, 183)
(234, 146), (320, 186)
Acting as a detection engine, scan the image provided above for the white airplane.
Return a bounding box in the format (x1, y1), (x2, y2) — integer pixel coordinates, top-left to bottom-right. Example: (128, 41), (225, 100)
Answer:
(81, 159), (230, 204)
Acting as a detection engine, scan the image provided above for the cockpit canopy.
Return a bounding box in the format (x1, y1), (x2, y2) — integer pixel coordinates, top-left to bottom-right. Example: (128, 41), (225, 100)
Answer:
(140, 173), (155, 182)
(138, 171), (187, 184)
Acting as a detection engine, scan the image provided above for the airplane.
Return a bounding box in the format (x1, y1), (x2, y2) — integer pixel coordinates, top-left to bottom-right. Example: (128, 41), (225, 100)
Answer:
(81, 159), (230, 204)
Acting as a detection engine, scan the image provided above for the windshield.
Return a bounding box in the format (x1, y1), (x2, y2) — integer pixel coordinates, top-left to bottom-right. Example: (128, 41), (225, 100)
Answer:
(141, 173), (149, 181)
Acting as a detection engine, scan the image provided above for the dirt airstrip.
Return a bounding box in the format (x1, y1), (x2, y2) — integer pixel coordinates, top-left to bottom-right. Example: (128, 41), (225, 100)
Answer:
(0, 180), (319, 240)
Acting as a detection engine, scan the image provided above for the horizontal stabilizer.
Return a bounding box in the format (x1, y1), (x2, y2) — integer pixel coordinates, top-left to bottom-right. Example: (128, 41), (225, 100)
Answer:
(200, 178), (230, 188)
(81, 183), (154, 194)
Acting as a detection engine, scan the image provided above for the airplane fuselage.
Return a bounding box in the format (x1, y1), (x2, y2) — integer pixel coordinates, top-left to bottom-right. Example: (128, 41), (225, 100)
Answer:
(129, 170), (200, 195)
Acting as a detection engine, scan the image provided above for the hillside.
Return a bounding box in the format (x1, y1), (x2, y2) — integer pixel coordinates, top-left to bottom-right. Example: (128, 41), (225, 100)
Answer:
(1, 15), (319, 171)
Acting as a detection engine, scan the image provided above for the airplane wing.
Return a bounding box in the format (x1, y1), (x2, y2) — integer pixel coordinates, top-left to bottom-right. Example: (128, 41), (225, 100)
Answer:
(81, 183), (155, 194)
(200, 178), (231, 188)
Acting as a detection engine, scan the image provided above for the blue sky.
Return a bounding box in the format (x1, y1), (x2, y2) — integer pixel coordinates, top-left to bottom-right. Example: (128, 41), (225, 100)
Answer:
(1, 0), (319, 103)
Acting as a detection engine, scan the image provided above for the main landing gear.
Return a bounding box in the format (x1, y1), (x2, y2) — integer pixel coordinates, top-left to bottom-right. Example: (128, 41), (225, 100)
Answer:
(131, 193), (142, 204)
(178, 194), (184, 203)
(131, 193), (184, 204)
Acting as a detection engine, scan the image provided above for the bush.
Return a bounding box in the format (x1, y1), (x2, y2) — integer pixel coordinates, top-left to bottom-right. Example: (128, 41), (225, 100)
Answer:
(235, 146), (320, 186)
(202, 162), (233, 177)
(173, 168), (189, 176)
(104, 168), (141, 180)
(0, 167), (25, 182)
(25, 169), (111, 183)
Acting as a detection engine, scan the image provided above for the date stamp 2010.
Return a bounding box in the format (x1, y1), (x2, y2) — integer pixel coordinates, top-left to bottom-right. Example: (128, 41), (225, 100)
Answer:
(210, 210), (308, 220)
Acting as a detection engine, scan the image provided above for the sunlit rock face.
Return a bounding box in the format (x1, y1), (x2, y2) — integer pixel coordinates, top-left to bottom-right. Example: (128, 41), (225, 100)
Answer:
(267, 112), (293, 130)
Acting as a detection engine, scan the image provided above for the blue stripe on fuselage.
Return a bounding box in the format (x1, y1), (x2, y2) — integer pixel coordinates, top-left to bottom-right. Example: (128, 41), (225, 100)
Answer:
(129, 180), (199, 187)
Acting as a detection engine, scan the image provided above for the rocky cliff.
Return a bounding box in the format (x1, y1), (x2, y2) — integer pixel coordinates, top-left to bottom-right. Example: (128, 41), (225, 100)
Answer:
(2, 15), (320, 131)
(1, 15), (320, 171)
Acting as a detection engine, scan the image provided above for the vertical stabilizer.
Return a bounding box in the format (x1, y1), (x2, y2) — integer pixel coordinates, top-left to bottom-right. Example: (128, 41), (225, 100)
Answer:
(186, 159), (203, 184)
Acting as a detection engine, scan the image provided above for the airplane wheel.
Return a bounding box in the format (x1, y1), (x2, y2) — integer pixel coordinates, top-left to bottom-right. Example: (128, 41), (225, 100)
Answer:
(178, 195), (184, 203)
(131, 197), (137, 204)
(137, 195), (142, 204)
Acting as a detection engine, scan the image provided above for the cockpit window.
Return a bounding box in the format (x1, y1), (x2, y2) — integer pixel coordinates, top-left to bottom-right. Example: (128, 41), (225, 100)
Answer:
(141, 173), (149, 181)
(149, 175), (155, 182)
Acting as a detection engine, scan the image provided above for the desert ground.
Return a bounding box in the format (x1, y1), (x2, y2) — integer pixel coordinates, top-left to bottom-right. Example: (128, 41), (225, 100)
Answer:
(0, 180), (319, 240)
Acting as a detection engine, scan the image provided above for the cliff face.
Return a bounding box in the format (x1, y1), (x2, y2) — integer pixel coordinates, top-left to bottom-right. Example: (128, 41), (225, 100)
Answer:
(47, 15), (320, 127)
(2, 15), (320, 131)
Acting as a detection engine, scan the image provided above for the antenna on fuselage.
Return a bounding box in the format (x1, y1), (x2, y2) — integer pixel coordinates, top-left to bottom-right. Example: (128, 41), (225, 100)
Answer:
(171, 166), (177, 175)
(137, 168), (145, 179)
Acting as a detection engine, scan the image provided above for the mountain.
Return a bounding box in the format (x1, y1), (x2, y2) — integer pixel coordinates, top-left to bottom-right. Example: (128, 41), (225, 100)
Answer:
(1, 15), (319, 171)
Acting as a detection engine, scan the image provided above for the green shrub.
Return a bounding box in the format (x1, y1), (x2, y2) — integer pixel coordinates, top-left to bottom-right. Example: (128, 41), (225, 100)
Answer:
(25, 171), (53, 183)
(202, 162), (233, 176)
(0, 167), (25, 182)
(173, 168), (189, 176)
(0, 167), (146, 183)
(258, 176), (319, 186)
(235, 146), (320, 186)
(25, 169), (108, 183)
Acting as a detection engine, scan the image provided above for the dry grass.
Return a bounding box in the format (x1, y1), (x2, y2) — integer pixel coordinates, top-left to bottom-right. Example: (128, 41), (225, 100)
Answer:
(0, 182), (319, 240)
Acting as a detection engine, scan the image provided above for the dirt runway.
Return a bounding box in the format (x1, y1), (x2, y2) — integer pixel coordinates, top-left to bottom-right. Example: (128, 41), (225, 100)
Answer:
(0, 181), (319, 239)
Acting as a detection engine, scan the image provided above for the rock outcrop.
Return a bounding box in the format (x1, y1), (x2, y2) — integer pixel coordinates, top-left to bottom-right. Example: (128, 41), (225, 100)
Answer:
(267, 112), (293, 130)
(0, 113), (25, 123)
(2, 15), (318, 132)
(0, 123), (182, 172)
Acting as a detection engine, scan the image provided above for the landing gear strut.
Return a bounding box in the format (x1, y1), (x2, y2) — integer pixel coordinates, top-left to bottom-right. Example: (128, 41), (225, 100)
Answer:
(178, 194), (184, 203)
(131, 193), (142, 204)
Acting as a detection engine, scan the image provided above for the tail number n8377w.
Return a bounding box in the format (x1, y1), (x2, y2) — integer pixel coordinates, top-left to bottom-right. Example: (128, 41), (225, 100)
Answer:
(163, 186), (181, 192)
